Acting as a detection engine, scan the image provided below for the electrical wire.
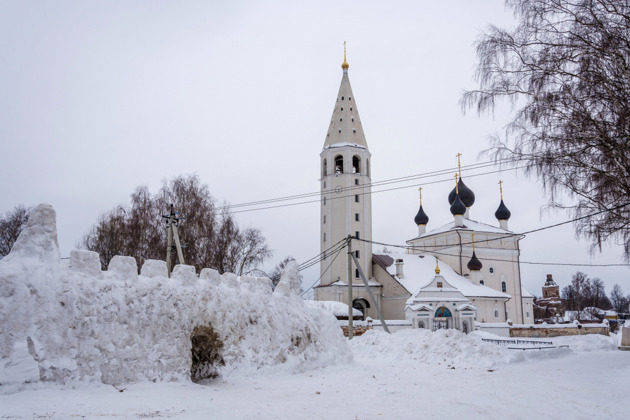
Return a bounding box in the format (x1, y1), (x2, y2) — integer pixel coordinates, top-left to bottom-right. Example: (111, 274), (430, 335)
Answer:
(347, 201), (630, 268)
(222, 159), (516, 211)
(353, 201), (630, 250)
(301, 242), (347, 296)
(228, 165), (525, 215)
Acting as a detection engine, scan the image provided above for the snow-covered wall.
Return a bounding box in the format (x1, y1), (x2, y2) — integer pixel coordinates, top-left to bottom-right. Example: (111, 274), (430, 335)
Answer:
(0, 204), (350, 392)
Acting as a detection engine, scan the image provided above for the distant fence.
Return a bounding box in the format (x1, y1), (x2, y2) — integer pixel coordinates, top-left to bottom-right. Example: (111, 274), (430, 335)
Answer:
(482, 338), (569, 350)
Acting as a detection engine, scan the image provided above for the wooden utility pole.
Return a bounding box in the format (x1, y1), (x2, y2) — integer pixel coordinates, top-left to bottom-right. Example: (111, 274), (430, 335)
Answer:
(164, 204), (185, 277)
(347, 235), (353, 340)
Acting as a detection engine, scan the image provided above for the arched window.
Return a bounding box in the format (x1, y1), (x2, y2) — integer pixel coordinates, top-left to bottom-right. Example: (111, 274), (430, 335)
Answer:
(322, 159), (327, 177)
(366, 158), (370, 178)
(352, 155), (361, 174)
(501, 281), (507, 293)
(334, 155), (344, 174)
(494, 309), (499, 318)
(479, 280), (485, 285)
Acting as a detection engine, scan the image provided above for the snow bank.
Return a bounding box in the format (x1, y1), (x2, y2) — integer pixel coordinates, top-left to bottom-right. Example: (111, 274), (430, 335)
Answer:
(0, 204), (351, 393)
(348, 328), (612, 369)
(350, 329), (513, 369)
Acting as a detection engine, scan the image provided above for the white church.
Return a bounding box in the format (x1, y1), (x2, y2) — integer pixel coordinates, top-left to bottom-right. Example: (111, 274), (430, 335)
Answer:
(314, 52), (535, 331)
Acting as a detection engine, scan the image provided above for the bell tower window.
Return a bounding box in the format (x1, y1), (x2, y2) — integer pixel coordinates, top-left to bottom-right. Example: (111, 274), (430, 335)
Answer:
(322, 158), (327, 177)
(352, 156), (361, 174)
(334, 155), (344, 174)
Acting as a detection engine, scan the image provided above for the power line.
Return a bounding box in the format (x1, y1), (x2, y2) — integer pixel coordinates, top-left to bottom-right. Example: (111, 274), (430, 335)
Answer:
(349, 202), (630, 268)
(223, 159), (515, 211)
(228, 164), (525, 215)
(301, 242), (347, 297)
(355, 201), (630, 250)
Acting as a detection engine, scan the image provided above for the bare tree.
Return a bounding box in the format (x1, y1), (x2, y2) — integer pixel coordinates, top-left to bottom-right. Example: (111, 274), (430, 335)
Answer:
(561, 271), (592, 317)
(463, 0), (630, 257)
(0, 205), (31, 257)
(610, 284), (629, 314)
(80, 174), (272, 274)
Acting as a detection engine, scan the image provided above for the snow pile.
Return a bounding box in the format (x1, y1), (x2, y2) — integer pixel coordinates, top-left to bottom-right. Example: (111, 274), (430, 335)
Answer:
(0, 204), (351, 393)
(304, 300), (362, 317)
(350, 329), (511, 369)
(349, 329), (585, 369)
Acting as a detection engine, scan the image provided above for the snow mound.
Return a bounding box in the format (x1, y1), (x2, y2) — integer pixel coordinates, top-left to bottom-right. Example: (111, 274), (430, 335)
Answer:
(349, 329), (587, 369)
(0, 204), (351, 393)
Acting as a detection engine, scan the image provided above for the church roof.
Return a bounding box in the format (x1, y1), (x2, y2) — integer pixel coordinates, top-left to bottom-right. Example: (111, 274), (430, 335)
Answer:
(410, 218), (514, 241)
(323, 66), (368, 150)
(373, 253), (511, 299)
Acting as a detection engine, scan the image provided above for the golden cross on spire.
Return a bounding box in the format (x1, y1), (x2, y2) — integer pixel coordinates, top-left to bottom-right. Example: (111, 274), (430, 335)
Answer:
(456, 153), (462, 177)
(498, 180), (504, 200)
(455, 173), (459, 194)
(418, 186), (423, 204)
(342, 41), (349, 70)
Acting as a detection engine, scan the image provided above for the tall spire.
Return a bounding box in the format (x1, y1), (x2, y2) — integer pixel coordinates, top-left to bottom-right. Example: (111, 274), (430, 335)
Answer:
(323, 43), (368, 150)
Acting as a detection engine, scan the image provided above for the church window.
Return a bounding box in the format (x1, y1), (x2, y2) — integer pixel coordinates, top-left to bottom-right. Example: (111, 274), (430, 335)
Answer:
(526, 311), (530, 318)
(324, 181), (326, 188)
(355, 179), (359, 185)
(350, 107), (353, 111)
(501, 281), (507, 293)
(494, 309), (499, 318)
(323, 233), (326, 242)
(355, 250), (360, 258)
(352, 156), (361, 173)
(355, 194), (359, 203)
(335, 155), (344, 174)
(355, 268), (359, 278)
(352, 118), (354, 122)
(322, 159), (327, 177)
(349, 97), (351, 100)
(437, 282), (443, 288)
(355, 213), (359, 222)
(323, 197), (326, 205)
(353, 129), (356, 133)
(341, 107), (343, 111)
(323, 215), (326, 224)
(479, 280), (484, 285)
(489, 267), (495, 274)
(339, 129), (341, 133)
(355, 231), (360, 239)
(340, 118), (343, 121)
(341, 96), (344, 100)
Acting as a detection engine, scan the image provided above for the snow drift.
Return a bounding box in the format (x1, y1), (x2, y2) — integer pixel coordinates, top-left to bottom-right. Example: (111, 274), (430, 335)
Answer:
(0, 204), (350, 393)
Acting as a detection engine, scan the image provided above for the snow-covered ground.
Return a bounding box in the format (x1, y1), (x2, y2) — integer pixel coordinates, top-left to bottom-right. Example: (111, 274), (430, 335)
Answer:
(0, 330), (627, 419)
(2, 205), (629, 418)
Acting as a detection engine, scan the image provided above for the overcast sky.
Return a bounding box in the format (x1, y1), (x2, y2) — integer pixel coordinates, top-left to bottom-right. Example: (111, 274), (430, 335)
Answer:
(1, 0), (629, 296)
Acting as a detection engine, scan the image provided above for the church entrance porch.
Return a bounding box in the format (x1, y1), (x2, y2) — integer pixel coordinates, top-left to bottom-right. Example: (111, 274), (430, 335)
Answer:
(432, 306), (452, 331)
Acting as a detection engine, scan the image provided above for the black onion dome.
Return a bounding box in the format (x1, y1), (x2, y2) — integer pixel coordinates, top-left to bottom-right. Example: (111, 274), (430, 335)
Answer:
(448, 179), (475, 208)
(495, 199), (511, 221)
(467, 251), (483, 271)
(414, 205), (429, 225)
(450, 194), (466, 216)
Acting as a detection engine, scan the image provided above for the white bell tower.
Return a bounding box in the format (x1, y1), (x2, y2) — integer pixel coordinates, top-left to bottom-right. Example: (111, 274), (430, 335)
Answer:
(316, 45), (373, 301)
